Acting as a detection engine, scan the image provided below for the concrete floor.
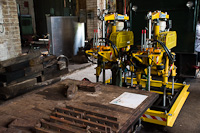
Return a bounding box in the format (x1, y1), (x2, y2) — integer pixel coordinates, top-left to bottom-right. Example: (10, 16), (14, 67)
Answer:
(62, 65), (111, 82)
(0, 64), (199, 132)
(140, 78), (200, 133)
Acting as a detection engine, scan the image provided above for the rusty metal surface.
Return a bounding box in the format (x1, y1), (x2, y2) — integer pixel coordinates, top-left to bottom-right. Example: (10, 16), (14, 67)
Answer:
(0, 79), (158, 132)
(78, 81), (101, 92)
(36, 80), (159, 132)
(36, 105), (119, 132)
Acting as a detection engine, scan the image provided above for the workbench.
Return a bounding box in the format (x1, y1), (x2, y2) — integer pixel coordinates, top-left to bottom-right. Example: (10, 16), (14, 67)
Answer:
(0, 79), (158, 132)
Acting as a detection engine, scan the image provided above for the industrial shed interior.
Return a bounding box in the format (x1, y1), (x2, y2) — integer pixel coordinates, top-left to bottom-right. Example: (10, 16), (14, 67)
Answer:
(0, 0), (199, 132)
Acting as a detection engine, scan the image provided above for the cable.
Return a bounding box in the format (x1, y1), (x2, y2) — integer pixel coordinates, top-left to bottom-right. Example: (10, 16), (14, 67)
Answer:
(155, 39), (175, 63)
(84, 37), (119, 63)
(84, 38), (97, 64)
(99, 38), (119, 58)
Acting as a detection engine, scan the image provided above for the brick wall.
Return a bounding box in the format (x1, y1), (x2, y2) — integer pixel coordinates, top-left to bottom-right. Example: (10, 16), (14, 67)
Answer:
(0, 0), (22, 61)
(86, 0), (97, 39)
(86, 0), (105, 39)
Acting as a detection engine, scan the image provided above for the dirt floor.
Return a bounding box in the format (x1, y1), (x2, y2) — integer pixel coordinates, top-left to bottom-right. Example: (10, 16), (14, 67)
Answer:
(0, 65), (199, 132)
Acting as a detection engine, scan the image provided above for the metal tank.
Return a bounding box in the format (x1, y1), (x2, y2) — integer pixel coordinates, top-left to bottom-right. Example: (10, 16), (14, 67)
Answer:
(47, 16), (85, 58)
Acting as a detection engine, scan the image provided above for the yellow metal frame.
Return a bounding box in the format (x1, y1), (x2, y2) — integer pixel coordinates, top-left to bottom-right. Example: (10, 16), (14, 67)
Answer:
(104, 14), (129, 21)
(157, 31), (177, 50)
(151, 11), (169, 20)
(106, 77), (190, 127)
(109, 31), (134, 49)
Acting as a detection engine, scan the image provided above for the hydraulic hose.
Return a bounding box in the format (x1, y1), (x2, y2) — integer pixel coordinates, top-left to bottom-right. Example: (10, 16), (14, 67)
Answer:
(99, 38), (119, 58)
(84, 38), (97, 64)
(155, 39), (175, 63)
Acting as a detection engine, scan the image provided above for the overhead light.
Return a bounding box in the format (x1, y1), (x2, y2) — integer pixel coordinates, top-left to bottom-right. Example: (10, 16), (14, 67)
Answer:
(186, 1), (194, 9)
(132, 6), (138, 12)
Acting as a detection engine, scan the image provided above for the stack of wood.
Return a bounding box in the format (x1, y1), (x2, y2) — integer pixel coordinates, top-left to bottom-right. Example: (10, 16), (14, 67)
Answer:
(0, 50), (42, 99)
(0, 51), (69, 99)
(40, 55), (69, 82)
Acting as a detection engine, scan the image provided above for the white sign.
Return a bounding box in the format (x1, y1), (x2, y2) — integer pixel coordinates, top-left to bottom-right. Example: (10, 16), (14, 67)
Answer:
(110, 92), (148, 109)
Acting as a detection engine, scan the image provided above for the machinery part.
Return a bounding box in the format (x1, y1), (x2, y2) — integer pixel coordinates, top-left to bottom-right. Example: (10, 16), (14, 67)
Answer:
(155, 39), (175, 64)
(163, 86), (167, 107)
(147, 66), (151, 91)
(131, 72), (133, 87)
(104, 13), (129, 21)
(157, 64), (165, 70)
(105, 77), (189, 127)
(109, 31), (134, 49)
(96, 29), (99, 46)
(172, 76), (175, 96)
(93, 30), (96, 46)
(84, 38), (97, 64)
(141, 30), (144, 51)
(157, 31), (177, 50)
(57, 55), (69, 70)
(119, 68), (123, 87)
(144, 30), (147, 51)
(99, 37), (119, 58)
(103, 61), (106, 84)
(147, 12), (152, 41)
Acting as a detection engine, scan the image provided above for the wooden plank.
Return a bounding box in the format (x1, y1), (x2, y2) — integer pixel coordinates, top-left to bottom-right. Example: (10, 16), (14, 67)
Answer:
(0, 67), (5, 73)
(44, 60), (57, 68)
(0, 78), (37, 99)
(42, 65), (57, 75)
(43, 55), (57, 62)
(25, 64), (44, 76)
(0, 64), (42, 83)
(5, 61), (29, 72)
(0, 69), (25, 83)
(29, 57), (42, 66)
(41, 68), (68, 82)
(43, 55), (57, 69)
(43, 59), (57, 68)
(0, 50), (41, 67)
(8, 72), (42, 86)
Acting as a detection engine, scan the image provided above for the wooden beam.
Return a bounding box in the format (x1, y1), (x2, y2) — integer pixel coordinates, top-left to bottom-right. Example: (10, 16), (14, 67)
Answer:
(0, 50), (41, 67)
